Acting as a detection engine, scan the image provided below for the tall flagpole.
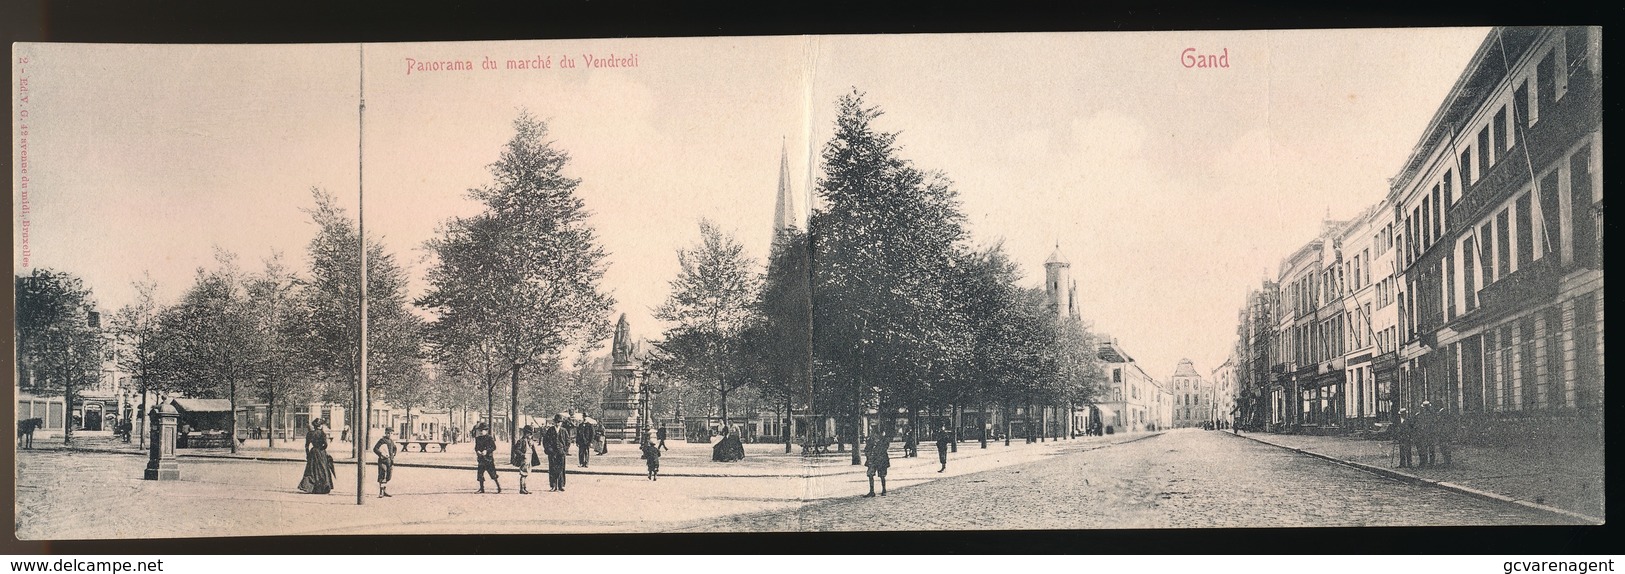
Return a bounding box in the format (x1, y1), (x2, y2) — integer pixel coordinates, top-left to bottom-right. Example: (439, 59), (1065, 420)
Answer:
(356, 42), (370, 506)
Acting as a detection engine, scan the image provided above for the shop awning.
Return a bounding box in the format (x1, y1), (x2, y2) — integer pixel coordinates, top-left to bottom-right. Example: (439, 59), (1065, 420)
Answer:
(169, 398), (237, 413)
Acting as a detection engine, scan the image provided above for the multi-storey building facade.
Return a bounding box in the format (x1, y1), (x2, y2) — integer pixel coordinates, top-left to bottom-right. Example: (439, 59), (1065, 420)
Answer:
(1095, 337), (1159, 433)
(1235, 26), (1601, 438)
(1271, 220), (1350, 429)
(1335, 202), (1396, 428)
(1391, 26), (1602, 428)
(1169, 359), (1211, 428)
(1234, 283), (1277, 430)
(1211, 356), (1236, 429)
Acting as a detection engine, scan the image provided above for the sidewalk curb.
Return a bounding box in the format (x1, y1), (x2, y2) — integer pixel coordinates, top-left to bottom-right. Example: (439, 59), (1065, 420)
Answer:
(19, 439), (1108, 480)
(1228, 431), (1603, 525)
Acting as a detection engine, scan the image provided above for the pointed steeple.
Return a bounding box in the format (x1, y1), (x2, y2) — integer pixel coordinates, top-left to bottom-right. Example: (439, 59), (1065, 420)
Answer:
(773, 139), (798, 235)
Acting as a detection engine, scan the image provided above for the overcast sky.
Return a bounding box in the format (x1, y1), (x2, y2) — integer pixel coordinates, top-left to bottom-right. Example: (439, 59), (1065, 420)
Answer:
(13, 28), (1487, 380)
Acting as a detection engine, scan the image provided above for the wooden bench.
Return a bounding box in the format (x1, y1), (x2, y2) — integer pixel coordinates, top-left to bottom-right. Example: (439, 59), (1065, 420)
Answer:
(799, 440), (836, 456)
(400, 441), (450, 453)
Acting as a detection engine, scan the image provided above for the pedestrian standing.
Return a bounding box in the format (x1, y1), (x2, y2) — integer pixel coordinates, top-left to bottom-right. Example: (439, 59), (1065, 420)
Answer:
(511, 425), (539, 494)
(1415, 401), (1436, 468)
(473, 423), (502, 494)
(297, 419), (336, 495)
(373, 427), (398, 498)
(576, 417), (595, 468)
(543, 414), (570, 492)
(640, 437), (662, 481)
(1394, 408), (1413, 469)
(657, 426), (669, 451)
(935, 425), (952, 473)
(1435, 404), (1454, 468)
(863, 431), (891, 497)
(902, 426), (918, 458)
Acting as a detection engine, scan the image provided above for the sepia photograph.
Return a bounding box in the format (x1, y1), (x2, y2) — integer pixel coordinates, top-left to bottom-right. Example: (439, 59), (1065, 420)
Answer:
(11, 26), (1603, 540)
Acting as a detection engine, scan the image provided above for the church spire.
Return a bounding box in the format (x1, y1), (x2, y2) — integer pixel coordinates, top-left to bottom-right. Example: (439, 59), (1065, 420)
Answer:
(773, 139), (798, 235)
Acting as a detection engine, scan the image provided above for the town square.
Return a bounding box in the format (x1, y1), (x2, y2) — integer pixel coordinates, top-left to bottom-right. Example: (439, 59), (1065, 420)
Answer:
(12, 26), (1603, 538)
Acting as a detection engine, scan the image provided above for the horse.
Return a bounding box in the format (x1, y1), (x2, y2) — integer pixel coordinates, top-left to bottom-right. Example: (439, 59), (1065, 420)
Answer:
(17, 418), (44, 449)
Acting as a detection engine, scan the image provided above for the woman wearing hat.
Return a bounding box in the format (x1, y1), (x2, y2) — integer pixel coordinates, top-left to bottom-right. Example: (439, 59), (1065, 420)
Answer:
(297, 418), (336, 494)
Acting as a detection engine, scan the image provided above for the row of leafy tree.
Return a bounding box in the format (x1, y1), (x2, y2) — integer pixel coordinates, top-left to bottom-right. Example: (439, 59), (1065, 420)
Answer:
(642, 91), (1109, 463)
(16, 93), (1105, 458)
(15, 111), (618, 451)
(16, 189), (431, 451)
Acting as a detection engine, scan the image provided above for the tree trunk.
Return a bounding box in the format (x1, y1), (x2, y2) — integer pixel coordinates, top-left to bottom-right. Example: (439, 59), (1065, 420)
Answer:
(486, 380), (496, 437)
(228, 381), (239, 454)
(783, 397), (792, 454)
(1024, 402), (1032, 443)
(1003, 401), (1011, 447)
(137, 378), (148, 449)
(950, 404), (960, 453)
(509, 364), (521, 443)
(267, 396), (276, 449)
(979, 401), (988, 449)
(908, 404), (918, 444)
(850, 385), (862, 465)
(718, 377), (730, 430)
(62, 382), (76, 446)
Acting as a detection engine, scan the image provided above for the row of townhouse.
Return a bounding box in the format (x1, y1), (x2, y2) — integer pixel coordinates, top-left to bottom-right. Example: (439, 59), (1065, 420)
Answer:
(1233, 26), (1601, 434)
(1393, 26), (1603, 434)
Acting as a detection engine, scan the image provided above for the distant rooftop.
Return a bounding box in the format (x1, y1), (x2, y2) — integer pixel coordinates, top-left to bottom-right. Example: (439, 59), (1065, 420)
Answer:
(1172, 358), (1201, 379)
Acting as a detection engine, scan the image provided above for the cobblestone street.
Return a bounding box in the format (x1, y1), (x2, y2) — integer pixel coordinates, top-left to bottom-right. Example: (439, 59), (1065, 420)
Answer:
(681, 429), (1572, 532)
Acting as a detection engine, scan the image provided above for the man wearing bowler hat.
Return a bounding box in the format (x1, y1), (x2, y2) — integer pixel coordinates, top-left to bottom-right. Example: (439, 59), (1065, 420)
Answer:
(542, 413), (571, 492)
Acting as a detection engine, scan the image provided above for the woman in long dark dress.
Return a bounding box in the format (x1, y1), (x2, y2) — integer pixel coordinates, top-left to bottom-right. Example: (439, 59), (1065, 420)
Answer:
(298, 418), (337, 494)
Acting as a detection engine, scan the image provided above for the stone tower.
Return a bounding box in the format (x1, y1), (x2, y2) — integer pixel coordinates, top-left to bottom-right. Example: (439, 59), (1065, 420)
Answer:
(1045, 243), (1078, 320)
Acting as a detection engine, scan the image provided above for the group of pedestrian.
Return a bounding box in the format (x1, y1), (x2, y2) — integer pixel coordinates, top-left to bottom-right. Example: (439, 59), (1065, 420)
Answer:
(861, 425), (956, 498)
(1393, 401), (1456, 469)
(297, 415), (967, 499)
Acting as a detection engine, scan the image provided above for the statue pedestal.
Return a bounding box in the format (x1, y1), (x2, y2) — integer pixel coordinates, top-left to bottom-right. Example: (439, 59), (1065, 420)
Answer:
(144, 402), (180, 480)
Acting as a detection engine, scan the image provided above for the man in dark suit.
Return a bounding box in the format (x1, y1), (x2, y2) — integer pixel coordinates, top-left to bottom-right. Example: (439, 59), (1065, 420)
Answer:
(473, 423), (501, 494)
(1414, 401), (1436, 468)
(1394, 408), (1413, 468)
(542, 414), (570, 492)
(575, 417), (596, 468)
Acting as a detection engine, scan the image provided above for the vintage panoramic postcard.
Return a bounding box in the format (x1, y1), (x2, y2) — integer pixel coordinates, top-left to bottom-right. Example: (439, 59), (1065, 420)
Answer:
(12, 27), (1603, 539)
